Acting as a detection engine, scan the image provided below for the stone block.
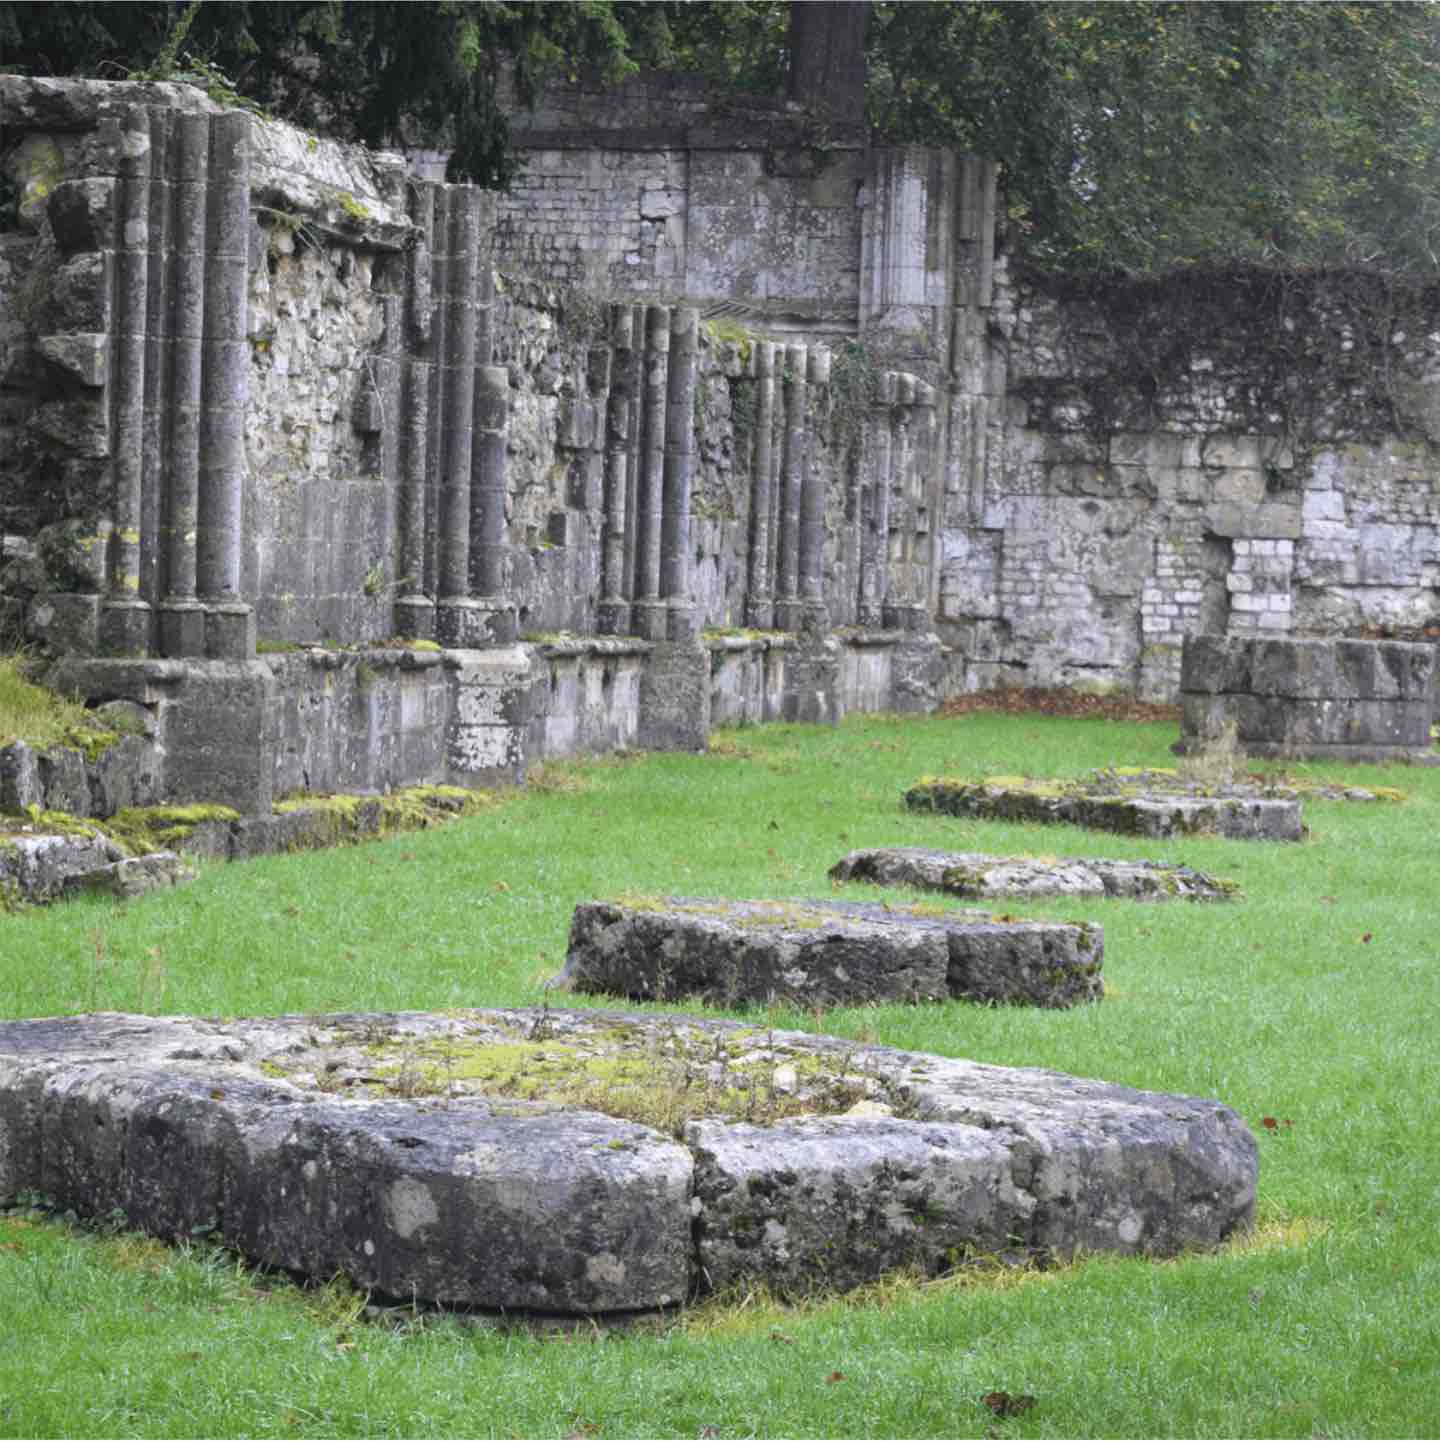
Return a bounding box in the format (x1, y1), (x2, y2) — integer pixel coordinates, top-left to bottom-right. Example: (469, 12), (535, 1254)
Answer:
(829, 848), (1237, 903)
(0, 742), (43, 814)
(1180, 635), (1252, 694)
(904, 776), (1304, 843)
(37, 745), (92, 816)
(0, 830), (125, 904)
(555, 898), (1104, 1010)
(59, 850), (197, 901)
(87, 732), (162, 817)
(1248, 639), (1336, 699)
(1205, 501), (1301, 540)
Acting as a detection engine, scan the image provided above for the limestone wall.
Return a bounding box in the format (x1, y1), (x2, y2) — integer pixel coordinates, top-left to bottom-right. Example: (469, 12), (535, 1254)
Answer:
(938, 266), (1440, 700)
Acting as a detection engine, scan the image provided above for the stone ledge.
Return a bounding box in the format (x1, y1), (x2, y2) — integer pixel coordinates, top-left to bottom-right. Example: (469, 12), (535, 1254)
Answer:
(829, 847), (1239, 902)
(553, 897), (1104, 1009)
(0, 1009), (1260, 1313)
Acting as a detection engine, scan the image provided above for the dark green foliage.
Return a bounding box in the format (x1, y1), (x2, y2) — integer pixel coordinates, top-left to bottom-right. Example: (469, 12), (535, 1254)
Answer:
(6, 1), (1440, 269)
(0, 0), (655, 186)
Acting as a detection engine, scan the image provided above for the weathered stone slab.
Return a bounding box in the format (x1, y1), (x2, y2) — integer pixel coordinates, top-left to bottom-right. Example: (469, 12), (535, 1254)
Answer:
(554, 897), (1103, 1009)
(905, 774), (1304, 842)
(829, 847), (1238, 902)
(0, 1010), (1259, 1311)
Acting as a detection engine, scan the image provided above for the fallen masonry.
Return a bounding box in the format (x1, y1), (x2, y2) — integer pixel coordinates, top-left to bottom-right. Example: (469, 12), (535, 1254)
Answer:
(0, 1010), (1259, 1314)
(553, 897), (1104, 1009)
(905, 771), (1306, 842)
(829, 847), (1239, 902)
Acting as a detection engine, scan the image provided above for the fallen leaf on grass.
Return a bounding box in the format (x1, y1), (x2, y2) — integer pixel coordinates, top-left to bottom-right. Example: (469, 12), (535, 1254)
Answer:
(825, 1370), (845, 1384)
(982, 1390), (1036, 1418)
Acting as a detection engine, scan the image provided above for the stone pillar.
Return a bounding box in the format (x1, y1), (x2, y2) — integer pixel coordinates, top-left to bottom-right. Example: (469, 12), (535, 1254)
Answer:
(798, 346), (831, 634)
(99, 105), (153, 657)
(619, 303), (644, 609)
(435, 187), (481, 646)
(661, 306), (699, 643)
(744, 341), (777, 629)
(395, 182), (436, 639)
(196, 110), (253, 660)
(860, 371), (896, 626)
(632, 304), (669, 641)
(158, 112), (208, 657)
(598, 304), (634, 635)
(466, 364), (516, 644)
(773, 343), (808, 631)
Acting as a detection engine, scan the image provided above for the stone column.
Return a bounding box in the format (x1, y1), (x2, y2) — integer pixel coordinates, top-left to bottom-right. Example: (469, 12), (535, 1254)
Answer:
(632, 304), (669, 641)
(466, 364), (516, 644)
(859, 371), (896, 627)
(743, 341), (777, 629)
(99, 105), (153, 657)
(196, 110), (254, 659)
(619, 303), (644, 608)
(158, 112), (208, 657)
(661, 306), (699, 643)
(773, 343), (808, 631)
(394, 182), (435, 640)
(598, 304), (634, 635)
(798, 346), (831, 633)
(435, 187), (481, 646)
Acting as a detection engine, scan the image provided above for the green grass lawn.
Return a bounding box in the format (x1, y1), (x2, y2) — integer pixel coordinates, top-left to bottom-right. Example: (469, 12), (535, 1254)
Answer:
(2, 708), (1438, 1438)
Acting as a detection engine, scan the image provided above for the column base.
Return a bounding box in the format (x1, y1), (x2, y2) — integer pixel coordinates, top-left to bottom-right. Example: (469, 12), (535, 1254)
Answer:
(667, 600), (699, 644)
(799, 600), (831, 636)
(773, 598), (805, 632)
(99, 599), (153, 658)
(883, 601), (929, 633)
(158, 599), (207, 658)
(392, 595), (436, 643)
(436, 596), (518, 647)
(205, 601), (255, 660)
(743, 597), (774, 630)
(632, 598), (668, 641)
(596, 598), (631, 636)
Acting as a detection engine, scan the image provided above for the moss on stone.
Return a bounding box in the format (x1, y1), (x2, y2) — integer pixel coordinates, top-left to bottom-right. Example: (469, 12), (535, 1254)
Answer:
(104, 803), (242, 856)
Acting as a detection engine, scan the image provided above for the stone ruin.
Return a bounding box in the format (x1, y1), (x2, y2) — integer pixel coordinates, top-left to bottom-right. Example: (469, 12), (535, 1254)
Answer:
(905, 772), (1307, 842)
(829, 847), (1238, 902)
(552, 896), (1104, 1010)
(0, 1010), (1259, 1315)
(5, 72), (1440, 822)
(1177, 635), (1438, 764)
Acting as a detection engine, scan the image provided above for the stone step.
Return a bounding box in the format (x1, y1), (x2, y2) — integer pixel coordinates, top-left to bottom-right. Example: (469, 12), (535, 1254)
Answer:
(553, 896), (1104, 1009)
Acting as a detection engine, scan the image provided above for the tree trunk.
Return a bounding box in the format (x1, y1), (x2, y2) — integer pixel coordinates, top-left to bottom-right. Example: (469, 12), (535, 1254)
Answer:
(786, 0), (868, 127)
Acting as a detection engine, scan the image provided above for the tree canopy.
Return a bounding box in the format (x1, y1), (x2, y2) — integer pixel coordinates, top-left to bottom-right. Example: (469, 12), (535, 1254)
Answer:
(5, 0), (1440, 272)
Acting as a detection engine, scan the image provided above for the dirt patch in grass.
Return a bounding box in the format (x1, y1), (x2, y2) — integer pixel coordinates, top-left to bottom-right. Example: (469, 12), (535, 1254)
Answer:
(938, 687), (1181, 724)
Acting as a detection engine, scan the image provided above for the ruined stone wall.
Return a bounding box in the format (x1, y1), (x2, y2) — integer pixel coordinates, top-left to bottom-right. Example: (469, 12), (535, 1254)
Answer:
(937, 265), (1440, 700)
(408, 69), (871, 333)
(9, 69), (1440, 799)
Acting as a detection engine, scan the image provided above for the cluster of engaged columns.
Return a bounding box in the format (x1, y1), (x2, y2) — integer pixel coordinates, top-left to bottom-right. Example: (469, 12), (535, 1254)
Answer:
(390, 185), (515, 648)
(53, 104), (257, 659)
(592, 304), (701, 643)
